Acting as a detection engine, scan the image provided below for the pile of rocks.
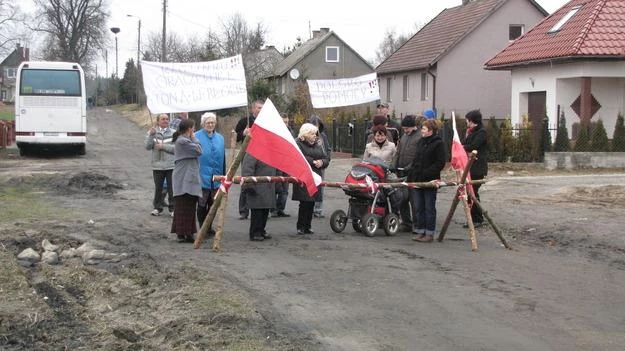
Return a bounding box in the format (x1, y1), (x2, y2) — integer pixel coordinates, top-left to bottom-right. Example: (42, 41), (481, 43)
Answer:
(16, 239), (128, 267)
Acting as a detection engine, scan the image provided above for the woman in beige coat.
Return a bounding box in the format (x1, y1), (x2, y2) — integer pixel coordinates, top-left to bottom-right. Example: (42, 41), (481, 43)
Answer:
(363, 125), (396, 167)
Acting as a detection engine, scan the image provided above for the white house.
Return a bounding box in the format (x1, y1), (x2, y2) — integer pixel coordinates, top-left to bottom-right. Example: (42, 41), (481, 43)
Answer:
(485, 0), (625, 137)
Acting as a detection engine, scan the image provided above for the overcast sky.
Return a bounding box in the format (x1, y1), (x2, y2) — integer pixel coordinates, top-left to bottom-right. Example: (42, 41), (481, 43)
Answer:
(101, 0), (569, 76)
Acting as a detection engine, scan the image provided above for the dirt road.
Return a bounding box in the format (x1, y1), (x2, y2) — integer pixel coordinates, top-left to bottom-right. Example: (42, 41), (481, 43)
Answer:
(1, 107), (625, 350)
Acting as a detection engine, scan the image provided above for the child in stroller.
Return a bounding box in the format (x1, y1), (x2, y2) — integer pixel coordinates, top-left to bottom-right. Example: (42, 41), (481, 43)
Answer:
(330, 157), (407, 236)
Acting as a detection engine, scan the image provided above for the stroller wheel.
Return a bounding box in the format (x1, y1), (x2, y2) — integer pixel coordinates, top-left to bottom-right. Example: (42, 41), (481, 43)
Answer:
(361, 213), (378, 237)
(330, 210), (348, 233)
(383, 214), (400, 236)
(352, 219), (363, 233)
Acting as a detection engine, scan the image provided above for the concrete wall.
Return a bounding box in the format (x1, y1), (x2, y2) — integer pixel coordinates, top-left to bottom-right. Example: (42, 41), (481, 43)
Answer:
(544, 152), (625, 169)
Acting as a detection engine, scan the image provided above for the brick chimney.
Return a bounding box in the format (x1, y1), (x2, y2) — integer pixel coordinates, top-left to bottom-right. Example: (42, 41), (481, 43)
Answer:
(312, 30), (321, 39)
(320, 27), (330, 34)
(462, 0), (473, 4)
(16, 43), (29, 61)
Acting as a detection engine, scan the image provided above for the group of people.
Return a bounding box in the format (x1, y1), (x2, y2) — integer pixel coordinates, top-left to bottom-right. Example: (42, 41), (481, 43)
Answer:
(234, 100), (332, 241)
(362, 104), (488, 242)
(146, 100), (487, 244)
(146, 111), (225, 243)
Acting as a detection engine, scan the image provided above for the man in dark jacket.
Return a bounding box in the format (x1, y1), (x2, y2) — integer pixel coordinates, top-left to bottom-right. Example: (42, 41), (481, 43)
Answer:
(392, 115), (422, 232)
(463, 109), (489, 227)
(235, 100), (264, 219)
(241, 154), (276, 241)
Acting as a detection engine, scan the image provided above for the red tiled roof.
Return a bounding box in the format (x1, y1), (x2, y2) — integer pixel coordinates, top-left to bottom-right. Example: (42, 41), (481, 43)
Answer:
(485, 0), (625, 68)
(376, 0), (511, 74)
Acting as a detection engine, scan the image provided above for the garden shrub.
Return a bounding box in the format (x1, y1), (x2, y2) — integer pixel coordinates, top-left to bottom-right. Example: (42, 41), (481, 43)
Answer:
(574, 122), (590, 151)
(589, 119), (609, 151)
(486, 117), (503, 162)
(500, 118), (514, 162)
(612, 113), (625, 152)
(553, 112), (571, 151)
(511, 115), (534, 162)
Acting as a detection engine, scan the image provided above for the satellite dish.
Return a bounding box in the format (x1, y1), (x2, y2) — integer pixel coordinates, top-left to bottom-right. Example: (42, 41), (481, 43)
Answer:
(289, 68), (300, 80)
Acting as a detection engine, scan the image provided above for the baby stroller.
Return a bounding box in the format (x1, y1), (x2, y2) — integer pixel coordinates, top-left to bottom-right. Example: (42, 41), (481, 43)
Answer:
(330, 158), (407, 237)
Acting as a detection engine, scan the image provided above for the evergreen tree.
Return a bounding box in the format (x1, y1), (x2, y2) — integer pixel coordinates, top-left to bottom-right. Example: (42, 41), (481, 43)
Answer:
(512, 115), (534, 162)
(574, 122), (590, 151)
(590, 119), (609, 151)
(486, 117), (502, 162)
(612, 113), (625, 151)
(539, 116), (552, 160)
(553, 112), (571, 151)
(500, 118), (514, 161)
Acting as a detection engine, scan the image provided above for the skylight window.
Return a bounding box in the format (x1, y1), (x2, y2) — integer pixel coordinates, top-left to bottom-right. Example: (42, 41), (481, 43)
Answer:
(548, 6), (581, 33)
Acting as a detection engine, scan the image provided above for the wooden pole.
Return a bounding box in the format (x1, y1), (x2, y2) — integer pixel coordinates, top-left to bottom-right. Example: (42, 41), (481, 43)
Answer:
(437, 151), (477, 242)
(210, 130), (238, 251)
(467, 191), (512, 250)
(194, 134), (251, 249)
(212, 176), (486, 189)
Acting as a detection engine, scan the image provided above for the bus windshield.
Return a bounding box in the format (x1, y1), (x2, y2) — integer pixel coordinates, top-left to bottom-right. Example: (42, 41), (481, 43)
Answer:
(19, 69), (81, 96)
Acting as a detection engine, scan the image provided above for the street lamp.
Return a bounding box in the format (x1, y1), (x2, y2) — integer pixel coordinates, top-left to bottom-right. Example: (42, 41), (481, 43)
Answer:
(110, 27), (120, 78)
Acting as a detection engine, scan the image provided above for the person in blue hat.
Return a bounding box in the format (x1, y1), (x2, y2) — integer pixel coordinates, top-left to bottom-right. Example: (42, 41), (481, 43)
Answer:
(423, 108), (436, 119)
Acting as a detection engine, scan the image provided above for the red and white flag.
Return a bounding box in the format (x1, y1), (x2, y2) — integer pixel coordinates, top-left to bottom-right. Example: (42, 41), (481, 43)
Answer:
(247, 99), (322, 196)
(364, 175), (378, 194)
(450, 111), (469, 174)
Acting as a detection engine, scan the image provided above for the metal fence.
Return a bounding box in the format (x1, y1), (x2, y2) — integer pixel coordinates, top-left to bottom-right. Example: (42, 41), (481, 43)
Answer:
(294, 116), (625, 162)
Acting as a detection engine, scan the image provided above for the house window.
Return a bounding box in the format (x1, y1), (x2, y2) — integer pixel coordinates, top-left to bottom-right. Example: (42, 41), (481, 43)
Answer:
(4, 68), (16, 79)
(509, 25), (524, 40)
(402, 75), (409, 101)
(549, 6), (581, 33)
(420, 73), (428, 101)
(1, 90), (6, 101)
(325, 46), (339, 63)
(386, 77), (392, 101)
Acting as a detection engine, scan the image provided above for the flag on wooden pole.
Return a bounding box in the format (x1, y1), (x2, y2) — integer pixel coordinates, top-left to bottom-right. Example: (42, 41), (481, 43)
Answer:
(247, 99), (322, 196)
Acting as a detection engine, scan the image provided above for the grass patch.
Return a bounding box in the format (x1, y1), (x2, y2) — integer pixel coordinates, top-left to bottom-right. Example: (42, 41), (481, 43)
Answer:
(0, 185), (70, 221)
(112, 104), (153, 129)
(0, 105), (14, 120)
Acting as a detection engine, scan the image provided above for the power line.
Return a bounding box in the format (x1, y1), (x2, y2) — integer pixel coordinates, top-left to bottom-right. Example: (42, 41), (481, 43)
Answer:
(168, 10), (212, 33)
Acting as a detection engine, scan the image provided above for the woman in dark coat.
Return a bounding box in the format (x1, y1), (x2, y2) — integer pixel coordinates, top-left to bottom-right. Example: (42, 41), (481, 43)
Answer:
(241, 153), (277, 241)
(292, 123), (330, 235)
(171, 119), (203, 243)
(409, 119), (446, 243)
(463, 109), (488, 227)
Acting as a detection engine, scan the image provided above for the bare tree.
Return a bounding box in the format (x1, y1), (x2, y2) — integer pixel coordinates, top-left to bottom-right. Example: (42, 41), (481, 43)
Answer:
(142, 31), (217, 63)
(374, 29), (412, 66)
(0, 0), (28, 56)
(33, 0), (109, 70)
(210, 12), (266, 57)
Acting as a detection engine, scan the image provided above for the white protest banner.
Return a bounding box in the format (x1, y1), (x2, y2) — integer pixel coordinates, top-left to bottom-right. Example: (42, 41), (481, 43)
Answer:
(141, 55), (248, 113)
(307, 72), (379, 108)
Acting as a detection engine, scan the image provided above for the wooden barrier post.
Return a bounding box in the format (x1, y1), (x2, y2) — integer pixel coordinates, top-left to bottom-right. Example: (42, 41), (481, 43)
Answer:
(438, 151), (478, 251)
(209, 131), (238, 251)
(194, 134), (250, 249)
(467, 191), (512, 250)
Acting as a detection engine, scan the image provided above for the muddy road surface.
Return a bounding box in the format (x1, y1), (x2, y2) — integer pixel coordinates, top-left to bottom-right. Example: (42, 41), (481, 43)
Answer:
(1, 107), (625, 350)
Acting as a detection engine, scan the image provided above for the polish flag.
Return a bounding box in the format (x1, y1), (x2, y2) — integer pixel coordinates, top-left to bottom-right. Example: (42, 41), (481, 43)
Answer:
(247, 99), (322, 196)
(450, 111), (471, 182)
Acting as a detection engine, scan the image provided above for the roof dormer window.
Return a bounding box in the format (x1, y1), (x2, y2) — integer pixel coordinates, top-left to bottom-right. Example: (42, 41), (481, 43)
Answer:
(548, 6), (581, 33)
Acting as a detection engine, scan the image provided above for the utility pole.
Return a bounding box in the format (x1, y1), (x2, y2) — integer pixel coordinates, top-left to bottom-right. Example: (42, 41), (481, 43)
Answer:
(161, 0), (167, 62)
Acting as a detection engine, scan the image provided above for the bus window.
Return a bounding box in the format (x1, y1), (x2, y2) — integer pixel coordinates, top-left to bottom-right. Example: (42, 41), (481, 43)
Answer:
(19, 69), (81, 96)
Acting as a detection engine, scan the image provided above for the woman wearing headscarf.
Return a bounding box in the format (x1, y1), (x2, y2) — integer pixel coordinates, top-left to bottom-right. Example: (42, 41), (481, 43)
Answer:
(195, 112), (225, 236)
(292, 123), (330, 235)
(171, 119), (203, 243)
(409, 119), (446, 243)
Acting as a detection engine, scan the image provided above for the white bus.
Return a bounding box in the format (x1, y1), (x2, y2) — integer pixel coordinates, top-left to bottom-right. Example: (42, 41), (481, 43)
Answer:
(15, 61), (87, 155)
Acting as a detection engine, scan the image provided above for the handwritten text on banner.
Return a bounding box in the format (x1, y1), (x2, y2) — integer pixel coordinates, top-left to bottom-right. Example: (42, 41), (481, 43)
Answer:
(141, 55), (248, 114)
(307, 73), (379, 108)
